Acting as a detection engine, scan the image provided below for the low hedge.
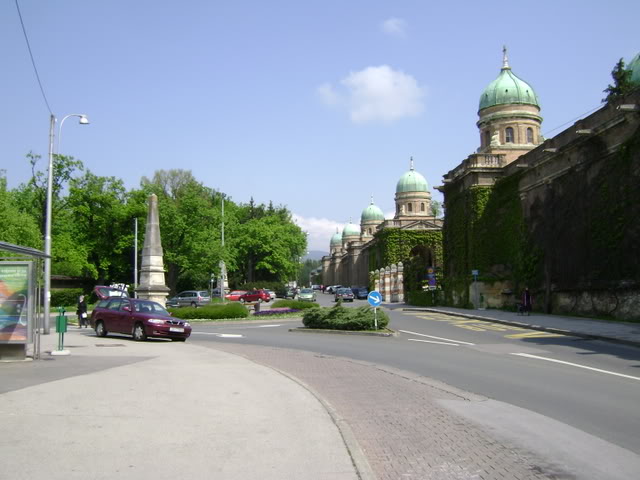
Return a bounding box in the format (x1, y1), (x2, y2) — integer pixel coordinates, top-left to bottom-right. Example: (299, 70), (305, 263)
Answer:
(272, 299), (319, 310)
(302, 304), (389, 331)
(406, 289), (444, 307)
(169, 302), (249, 320)
(51, 288), (84, 308)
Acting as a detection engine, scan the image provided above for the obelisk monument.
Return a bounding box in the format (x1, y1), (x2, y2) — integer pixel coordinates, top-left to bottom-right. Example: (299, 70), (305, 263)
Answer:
(135, 194), (170, 305)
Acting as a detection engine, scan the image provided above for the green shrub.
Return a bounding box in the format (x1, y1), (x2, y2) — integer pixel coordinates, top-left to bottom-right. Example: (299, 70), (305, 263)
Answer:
(302, 304), (389, 331)
(169, 302), (249, 320)
(406, 289), (443, 307)
(272, 299), (319, 310)
(51, 288), (84, 308)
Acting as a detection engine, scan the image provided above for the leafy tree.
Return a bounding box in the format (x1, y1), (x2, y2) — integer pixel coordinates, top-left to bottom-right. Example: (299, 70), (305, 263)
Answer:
(430, 200), (444, 218)
(603, 58), (633, 103)
(0, 172), (41, 248)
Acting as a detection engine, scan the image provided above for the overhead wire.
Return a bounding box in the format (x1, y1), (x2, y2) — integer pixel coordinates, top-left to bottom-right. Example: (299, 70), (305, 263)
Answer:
(14, 0), (53, 115)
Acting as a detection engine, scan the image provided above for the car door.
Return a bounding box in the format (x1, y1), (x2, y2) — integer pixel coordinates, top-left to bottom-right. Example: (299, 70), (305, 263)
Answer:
(102, 298), (124, 333)
(118, 299), (136, 335)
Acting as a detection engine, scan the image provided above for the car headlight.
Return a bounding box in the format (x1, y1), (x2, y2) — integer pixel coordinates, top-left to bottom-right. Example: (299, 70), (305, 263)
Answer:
(148, 319), (165, 324)
(184, 322), (191, 327)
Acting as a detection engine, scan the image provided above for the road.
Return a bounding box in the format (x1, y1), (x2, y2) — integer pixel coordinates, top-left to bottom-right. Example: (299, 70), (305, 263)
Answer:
(189, 293), (640, 478)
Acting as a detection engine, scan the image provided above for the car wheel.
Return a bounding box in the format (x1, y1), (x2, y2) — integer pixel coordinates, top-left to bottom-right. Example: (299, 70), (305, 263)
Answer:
(191, 302), (197, 308)
(258, 298), (263, 303)
(240, 298), (245, 303)
(95, 321), (108, 337)
(133, 323), (147, 341)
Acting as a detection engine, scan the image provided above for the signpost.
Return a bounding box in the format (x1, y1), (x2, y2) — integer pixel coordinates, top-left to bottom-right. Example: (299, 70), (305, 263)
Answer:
(471, 269), (479, 308)
(367, 290), (382, 330)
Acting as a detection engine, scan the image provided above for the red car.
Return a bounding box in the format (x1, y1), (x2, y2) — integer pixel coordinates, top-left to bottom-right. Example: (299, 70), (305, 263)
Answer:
(225, 290), (247, 301)
(90, 288), (191, 342)
(239, 289), (271, 303)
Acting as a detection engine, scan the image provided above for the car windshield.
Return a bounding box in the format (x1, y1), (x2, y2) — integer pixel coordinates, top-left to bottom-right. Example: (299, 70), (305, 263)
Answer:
(133, 300), (169, 315)
(300, 288), (313, 294)
(338, 288), (351, 294)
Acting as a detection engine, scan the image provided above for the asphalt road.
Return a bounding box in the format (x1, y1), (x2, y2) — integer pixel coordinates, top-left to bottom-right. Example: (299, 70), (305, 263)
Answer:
(190, 294), (640, 457)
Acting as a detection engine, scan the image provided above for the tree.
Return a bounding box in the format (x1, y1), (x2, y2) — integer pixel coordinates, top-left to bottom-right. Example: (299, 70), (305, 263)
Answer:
(0, 172), (41, 248)
(603, 58), (633, 103)
(430, 200), (444, 218)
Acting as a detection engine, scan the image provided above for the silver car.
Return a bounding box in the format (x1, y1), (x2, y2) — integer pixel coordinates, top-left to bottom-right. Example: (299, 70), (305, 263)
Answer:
(173, 290), (211, 307)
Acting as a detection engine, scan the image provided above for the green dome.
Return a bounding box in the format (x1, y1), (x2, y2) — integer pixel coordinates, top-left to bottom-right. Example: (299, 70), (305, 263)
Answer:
(342, 222), (360, 238)
(479, 50), (539, 111)
(629, 52), (640, 85)
(396, 159), (429, 193)
(361, 198), (385, 222)
(330, 229), (342, 246)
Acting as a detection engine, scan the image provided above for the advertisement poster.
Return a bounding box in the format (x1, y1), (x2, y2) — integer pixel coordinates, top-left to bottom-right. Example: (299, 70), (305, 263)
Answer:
(0, 262), (32, 343)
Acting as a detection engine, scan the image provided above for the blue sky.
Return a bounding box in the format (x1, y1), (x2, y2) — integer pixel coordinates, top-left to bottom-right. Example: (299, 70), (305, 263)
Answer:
(2, 1), (638, 251)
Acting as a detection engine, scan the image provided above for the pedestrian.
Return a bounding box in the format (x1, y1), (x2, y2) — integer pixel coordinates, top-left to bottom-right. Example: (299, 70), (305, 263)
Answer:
(521, 287), (532, 315)
(77, 295), (88, 328)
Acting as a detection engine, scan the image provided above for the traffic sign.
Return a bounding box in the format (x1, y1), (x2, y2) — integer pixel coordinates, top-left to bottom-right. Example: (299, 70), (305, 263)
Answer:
(367, 291), (382, 307)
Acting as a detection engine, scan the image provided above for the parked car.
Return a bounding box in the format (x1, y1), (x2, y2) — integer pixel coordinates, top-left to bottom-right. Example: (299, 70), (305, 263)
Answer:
(351, 286), (369, 300)
(298, 288), (316, 302)
(211, 287), (230, 297)
(225, 290), (247, 301)
(166, 296), (180, 308)
(265, 289), (277, 300)
(311, 285), (321, 290)
(239, 290), (271, 303)
(284, 288), (297, 299)
(326, 285), (340, 294)
(334, 287), (354, 302)
(90, 288), (191, 342)
(172, 290), (211, 307)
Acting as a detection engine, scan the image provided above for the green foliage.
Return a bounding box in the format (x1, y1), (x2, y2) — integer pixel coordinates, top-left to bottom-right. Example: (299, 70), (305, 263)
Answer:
(302, 304), (389, 330)
(272, 299), (319, 309)
(169, 302), (249, 320)
(0, 174), (41, 248)
(406, 289), (444, 307)
(50, 288), (84, 308)
(603, 58), (634, 103)
(370, 229), (442, 271)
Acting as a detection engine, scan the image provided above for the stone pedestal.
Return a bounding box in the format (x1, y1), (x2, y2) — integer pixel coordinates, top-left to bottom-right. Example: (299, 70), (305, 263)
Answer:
(135, 194), (170, 305)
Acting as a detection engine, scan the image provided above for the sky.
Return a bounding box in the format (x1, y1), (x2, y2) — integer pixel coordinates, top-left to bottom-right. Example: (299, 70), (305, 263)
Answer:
(2, 0), (638, 252)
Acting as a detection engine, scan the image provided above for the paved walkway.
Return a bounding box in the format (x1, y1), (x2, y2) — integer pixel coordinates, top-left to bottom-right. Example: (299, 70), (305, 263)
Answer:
(394, 305), (640, 348)
(0, 330), (358, 480)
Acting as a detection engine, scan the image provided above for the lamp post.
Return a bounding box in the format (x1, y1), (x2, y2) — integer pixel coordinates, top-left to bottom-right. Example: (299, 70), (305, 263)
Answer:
(43, 113), (89, 334)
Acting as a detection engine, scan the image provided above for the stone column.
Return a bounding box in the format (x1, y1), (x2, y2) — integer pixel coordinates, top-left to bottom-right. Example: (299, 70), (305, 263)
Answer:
(135, 194), (170, 305)
(397, 262), (404, 303)
(390, 264), (398, 302)
(383, 266), (391, 302)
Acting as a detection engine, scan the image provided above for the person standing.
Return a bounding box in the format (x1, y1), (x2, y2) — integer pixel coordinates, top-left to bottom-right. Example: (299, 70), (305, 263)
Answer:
(77, 295), (88, 328)
(521, 287), (533, 315)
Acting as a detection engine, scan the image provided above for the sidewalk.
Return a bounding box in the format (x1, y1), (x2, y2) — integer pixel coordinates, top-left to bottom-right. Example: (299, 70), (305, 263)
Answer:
(400, 305), (640, 348)
(0, 329), (359, 480)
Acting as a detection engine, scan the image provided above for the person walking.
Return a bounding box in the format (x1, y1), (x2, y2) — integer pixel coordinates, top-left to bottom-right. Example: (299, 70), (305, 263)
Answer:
(77, 295), (88, 328)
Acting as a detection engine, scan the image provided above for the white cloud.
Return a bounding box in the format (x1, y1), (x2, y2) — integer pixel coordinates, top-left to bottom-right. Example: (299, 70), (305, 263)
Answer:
(317, 65), (425, 124)
(381, 17), (408, 38)
(292, 213), (343, 252)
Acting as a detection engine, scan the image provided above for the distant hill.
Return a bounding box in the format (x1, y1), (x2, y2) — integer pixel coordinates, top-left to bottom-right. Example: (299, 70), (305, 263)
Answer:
(304, 250), (328, 261)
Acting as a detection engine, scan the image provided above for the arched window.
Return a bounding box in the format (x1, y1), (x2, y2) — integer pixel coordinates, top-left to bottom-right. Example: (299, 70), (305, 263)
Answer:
(484, 130), (491, 147)
(527, 127), (534, 143)
(505, 127), (514, 143)
(420, 203), (425, 212)
(407, 203), (413, 212)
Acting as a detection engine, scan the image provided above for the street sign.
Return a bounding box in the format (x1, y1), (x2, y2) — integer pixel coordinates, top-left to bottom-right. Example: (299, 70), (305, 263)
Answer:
(367, 290), (382, 307)
(471, 269), (479, 276)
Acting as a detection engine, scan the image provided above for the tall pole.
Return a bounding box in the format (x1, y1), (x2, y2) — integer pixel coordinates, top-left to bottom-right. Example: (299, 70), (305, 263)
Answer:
(43, 114), (55, 334)
(219, 194), (225, 300)
(134, 217), (138, 297)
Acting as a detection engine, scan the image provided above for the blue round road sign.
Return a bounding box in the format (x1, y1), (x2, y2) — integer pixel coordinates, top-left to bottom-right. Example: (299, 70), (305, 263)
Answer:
(367, 290), (382, 307)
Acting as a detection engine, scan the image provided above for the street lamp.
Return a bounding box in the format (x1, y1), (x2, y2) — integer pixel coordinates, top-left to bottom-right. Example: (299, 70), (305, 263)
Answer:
(43, 113), (89, 334)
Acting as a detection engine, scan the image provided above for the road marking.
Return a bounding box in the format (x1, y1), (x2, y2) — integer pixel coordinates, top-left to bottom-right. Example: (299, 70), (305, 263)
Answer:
(408, 339), (459, 346)
(191, 332), (244, 338)
(399, 330), (475, 345)
(505, 331), (564, 339)
(511, 353), (640, 381)
(254, 324), (281, 328)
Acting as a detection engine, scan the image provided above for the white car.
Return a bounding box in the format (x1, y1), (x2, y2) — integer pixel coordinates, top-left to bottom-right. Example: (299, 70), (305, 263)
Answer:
(265, 290), (276, 300)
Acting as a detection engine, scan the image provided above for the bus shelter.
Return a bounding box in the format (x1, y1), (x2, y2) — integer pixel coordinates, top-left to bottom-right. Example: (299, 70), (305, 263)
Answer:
(0, 241), (48, 361)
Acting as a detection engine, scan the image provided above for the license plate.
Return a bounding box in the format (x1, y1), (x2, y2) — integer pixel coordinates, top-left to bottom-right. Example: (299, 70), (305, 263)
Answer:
(169, 327), (184, 333)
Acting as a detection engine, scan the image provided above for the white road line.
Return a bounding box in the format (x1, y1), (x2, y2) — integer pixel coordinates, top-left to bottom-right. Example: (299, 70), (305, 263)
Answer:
(399, 329), (475, 346)
(511, 353), (640, 382)
(254, 324), (281, 328)
(408, 338), (459, 346)
(191, 332), (244, 338)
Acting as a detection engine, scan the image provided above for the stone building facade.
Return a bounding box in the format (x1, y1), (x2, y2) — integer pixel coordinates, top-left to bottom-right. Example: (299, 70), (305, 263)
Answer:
(322, 160), (443, 301)
(440, 49), (640, 319)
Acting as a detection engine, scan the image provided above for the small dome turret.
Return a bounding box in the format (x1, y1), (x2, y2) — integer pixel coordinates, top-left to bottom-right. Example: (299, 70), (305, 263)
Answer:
(342, 220), (361, 238)
(396, 157), (429, 193)
(361, 198), (385, 222)
(629, 52), (640, 86)
(330, 228), (342, 247)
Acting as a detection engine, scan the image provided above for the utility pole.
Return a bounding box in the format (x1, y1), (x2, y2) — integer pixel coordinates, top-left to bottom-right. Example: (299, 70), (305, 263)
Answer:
(133, 218), (138, 298)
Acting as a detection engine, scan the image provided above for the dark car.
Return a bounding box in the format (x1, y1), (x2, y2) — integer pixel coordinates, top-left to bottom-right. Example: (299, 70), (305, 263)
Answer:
(239, 289), (271, 303)
(334, 287), (354, 302)
(90, 288), (191, 342)
(353, 287), (369, 300)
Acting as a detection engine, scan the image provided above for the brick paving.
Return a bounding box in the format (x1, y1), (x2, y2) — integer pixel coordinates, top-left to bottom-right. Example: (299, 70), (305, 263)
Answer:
(207, 343), (567, 480)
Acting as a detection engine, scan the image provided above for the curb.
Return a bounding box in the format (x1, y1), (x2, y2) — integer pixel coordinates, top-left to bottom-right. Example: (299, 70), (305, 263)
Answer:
(289, 327), (397, 337)
(404, 307), (640, 348)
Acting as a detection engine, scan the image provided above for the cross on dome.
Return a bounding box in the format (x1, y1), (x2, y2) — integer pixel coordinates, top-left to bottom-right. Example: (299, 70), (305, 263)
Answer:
(502, 45), (510, 70)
